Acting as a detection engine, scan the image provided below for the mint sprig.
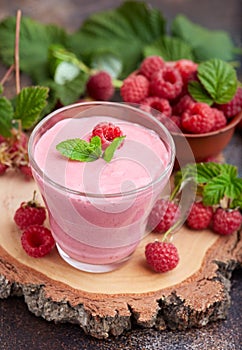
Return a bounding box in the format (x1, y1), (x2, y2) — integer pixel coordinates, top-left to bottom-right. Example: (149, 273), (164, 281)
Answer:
(56, 135), (125, 163)
(175, 162), (242, 210)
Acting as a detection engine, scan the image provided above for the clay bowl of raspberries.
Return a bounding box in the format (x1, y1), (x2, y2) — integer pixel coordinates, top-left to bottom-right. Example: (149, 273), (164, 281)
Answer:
(120, 56), (242, 164)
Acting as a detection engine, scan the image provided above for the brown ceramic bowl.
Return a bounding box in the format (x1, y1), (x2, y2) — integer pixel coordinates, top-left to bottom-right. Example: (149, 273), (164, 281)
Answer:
(171, 111), (242, 165)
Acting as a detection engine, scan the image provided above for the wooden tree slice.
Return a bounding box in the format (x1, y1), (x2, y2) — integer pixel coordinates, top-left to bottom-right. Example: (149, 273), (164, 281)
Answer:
(0, 172), (241, 339)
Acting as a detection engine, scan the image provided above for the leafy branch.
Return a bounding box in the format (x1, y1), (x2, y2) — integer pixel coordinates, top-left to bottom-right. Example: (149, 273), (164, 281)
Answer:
(174, 162), (242, 210)
(0, 10), (49, 138)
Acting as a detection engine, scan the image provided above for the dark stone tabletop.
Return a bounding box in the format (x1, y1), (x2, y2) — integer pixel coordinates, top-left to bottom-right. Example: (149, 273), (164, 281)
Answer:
(0, 0), (241, 349)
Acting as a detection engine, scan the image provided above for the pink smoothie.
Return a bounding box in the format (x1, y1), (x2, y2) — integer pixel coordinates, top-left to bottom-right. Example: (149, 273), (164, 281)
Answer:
(32, 116), (172, 266)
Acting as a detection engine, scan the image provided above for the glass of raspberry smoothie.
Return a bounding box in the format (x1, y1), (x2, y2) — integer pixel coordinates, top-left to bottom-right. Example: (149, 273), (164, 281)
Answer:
(28, 102), (175, 272)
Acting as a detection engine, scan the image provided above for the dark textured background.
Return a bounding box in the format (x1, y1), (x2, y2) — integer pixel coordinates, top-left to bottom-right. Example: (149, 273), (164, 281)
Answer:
(0, 1), (241, 349)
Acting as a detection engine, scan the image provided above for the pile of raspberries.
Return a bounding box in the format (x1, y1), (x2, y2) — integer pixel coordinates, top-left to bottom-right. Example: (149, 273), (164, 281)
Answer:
(120, 56), (242, 134)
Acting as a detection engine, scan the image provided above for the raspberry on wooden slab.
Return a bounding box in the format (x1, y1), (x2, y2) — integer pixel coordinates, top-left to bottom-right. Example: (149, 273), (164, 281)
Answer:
(212, 208), (242, 235)
(14, 193), (46, 230)
(21, 225), (55, 258)
(147, 199), (180, 234)
(145, 241), (179, 273)
(186, 202), (213, 230)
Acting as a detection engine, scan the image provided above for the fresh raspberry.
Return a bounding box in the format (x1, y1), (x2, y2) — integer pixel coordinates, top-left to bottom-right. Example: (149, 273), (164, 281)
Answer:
(150, 66), (183, 100)
(0, 135), (6, 144)
(86, 71), (114, 101)
(19, 165), (33, 180)
(0, 162), (8, 175)
(174, 59), (198, 84)
(212, 208), (242, 235)
(172, 94), (195, 116)
(91, 122), (123, 149)
(210, 108), (227, 131)
(139, 56), (165, 80)
(216, 87), (242, 118)
(9, 130), (28, 154)
(181, 102), (215, 134)
(140, 96), (172, 118)
(14, 195), (46, 230)
(145, 241), (179, 272)
(168, 115), (182, 132)
(21, 225), (55, 258)
(120, 74), (149, 103)
(186, 202), (213, 230)
(147, 199), (180, 234)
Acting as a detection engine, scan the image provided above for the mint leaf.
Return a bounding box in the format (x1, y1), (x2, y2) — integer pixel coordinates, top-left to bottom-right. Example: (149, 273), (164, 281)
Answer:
(14, 86), (49, 129)
(171, 15), (238, 62)
(197, 59), (237, 104)
(188, 80), (214, 105)
(144, 35), (194, 61)
(103, 136), (126, 162)
(56, 136), (102, 162)
(0, 97), (14, 137)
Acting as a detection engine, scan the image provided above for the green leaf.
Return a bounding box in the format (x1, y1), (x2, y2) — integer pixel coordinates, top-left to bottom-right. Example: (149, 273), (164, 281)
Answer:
(197, 59), (238, 104)
(90, 52), (123, 79)
(0, 16), (68, 83)
(203, 173), (228, 205)
(171, 15), (238, 62)
(14, 86), (49, 129)
(144, 35), (194, 61)
(47, 71), (88, 106)
(0, 84), (3, 95)
(224, 177), (242, 200)
(230, 194), (242, 210)
(56, 136), (102, 162)
(188, 80), (214, 105)
(103, 136), (126, 162)
(195, 162), (223, 184)
(53, 61), (80, 85)
(68, 1), (166, 78)
(0, 97), (14, 137)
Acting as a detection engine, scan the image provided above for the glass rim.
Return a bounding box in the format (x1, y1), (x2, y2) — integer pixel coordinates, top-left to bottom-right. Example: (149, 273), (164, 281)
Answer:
(28, 101), (176, 198)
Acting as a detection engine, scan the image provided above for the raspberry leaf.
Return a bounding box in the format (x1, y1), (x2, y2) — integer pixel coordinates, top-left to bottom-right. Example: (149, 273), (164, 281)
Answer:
(103, 136), (126, 162)
(171, 15), (237, 62)
(195, 162), (224, 183)
(14, 86), (49, 129)
(197, 59), (238, 104)
(0, 96), (14, 137)
(56, 136), (102, 162)
(68, 1), (166, 78)
(143, 35), (194, 61)
(203, 173), (229, 206)
(188, 81), (214, 105)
